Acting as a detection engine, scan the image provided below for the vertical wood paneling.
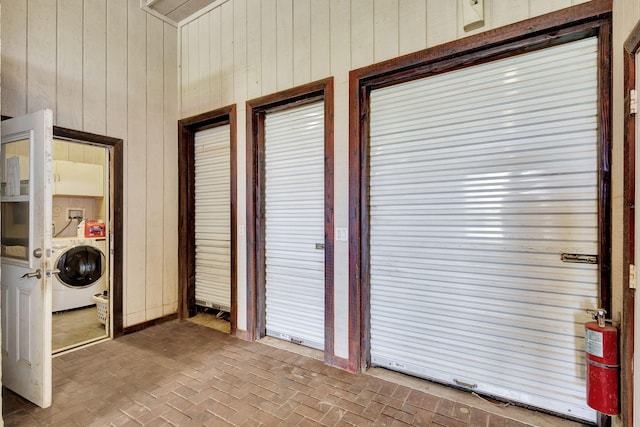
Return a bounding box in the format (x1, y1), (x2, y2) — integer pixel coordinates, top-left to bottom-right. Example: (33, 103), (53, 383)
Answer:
(330, 0), (351, 359)
(163, 22), (179, 315)
(220, 2), (234, 104)
(293, 0), (311, 86)
(330, 0), (352, 78)
(2, 0), (28, 117)
(180, 25), (191, 117)
(399, 0), (427, 55)
(530, 0), (573, 16)
(426, 0), (457, 47)
(146, 15), (165, 320)
(105, 0), (128, 320)
(276, 0), (294, 90)
(234, 0), (248, 101)
(106, 0), (127, 141)
(236, 101), (248, 331)
(351, 0), (374, 69)
(374, 0), (399, 62)
(27, 0), (56, 112)
(56, 0), (83, 130)
(187, 21), (200, 117)
(261, 0), (277, 95)
(622, 0), (640, 32)
(126, 0), (148, 325)
(310, 0), (330, 81)
(246, 0), (262, 99)
(2, 1), (179, 329)
(83, 0), (107, 135)
(209, 8), (222, 107)
(491, 0), (529, 28)
(196, 14), (211, 113)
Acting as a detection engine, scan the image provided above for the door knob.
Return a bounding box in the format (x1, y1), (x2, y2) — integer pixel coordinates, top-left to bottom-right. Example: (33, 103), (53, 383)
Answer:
(21, 269), (42, 279)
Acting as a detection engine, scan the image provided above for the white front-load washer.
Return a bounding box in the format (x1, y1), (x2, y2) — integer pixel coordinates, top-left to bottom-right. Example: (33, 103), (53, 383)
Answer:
(52, 237), (107, 312)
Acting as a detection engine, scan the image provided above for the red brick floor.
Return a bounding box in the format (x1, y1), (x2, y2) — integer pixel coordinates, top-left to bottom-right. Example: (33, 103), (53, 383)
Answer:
(2, 320), (591, 426)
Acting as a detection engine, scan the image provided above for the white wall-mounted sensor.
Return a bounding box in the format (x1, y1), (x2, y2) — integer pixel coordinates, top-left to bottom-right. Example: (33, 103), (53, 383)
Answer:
(463, 0), (484, 32)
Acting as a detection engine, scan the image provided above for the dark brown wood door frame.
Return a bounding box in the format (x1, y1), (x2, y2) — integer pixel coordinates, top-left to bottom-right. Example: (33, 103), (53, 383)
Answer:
(178, 105), (238, 335)
(246, 78), (336, 363)
(623, 18), (640, 427)
(349, 0), (613, 404)
(53, 126), (124, 338)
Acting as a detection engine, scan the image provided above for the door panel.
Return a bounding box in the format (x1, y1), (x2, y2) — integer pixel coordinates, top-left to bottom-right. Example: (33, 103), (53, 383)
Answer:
(1, 110), (54, 408)
(264, 102), (325, 350)
(194, 125), (231, 312)
(368, 38), (598, 421)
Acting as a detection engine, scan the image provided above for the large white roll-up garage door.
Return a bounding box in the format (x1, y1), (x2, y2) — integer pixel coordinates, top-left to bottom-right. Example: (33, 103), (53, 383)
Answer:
(264, 102), (325, 350)
(194, 125), (231, 312)
(368, 37), (599, 421)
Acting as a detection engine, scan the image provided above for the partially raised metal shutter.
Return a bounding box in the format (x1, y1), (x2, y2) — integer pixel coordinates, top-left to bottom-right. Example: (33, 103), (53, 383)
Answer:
(264, 102), (325, 350)
(194, 125), (230, 312)
(368, 37), (599, 422)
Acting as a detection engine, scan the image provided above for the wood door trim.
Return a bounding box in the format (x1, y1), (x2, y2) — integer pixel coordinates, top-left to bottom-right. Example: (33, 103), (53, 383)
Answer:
(622, 18), (640, 427)
(246, 78), (335, 364)
(177, 105), (238, 335)
(53, 126), (124, 338)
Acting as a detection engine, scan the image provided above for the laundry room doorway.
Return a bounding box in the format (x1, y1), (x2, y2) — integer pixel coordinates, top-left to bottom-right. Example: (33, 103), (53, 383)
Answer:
(0, 114), (123, 408)
(51, 138), (109, 352)
(51, 126), (124, 354)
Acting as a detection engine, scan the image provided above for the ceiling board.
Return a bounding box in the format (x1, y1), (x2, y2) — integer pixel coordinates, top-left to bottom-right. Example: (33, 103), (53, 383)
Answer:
(142, 0), (218, 25)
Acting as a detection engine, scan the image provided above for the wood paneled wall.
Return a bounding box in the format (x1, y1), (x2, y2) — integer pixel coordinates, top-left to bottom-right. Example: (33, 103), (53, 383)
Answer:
(179, 0), (593, 118)
(1, 0), (179, 327)
(178, 0), (595, 356)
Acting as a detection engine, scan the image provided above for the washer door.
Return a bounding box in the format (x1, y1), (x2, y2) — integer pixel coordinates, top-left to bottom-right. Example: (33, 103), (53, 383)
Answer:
(56, 245), (105, 288)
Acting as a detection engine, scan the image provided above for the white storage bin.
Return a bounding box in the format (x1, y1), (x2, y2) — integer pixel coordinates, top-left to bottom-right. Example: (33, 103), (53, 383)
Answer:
(92, 292), (108, 325)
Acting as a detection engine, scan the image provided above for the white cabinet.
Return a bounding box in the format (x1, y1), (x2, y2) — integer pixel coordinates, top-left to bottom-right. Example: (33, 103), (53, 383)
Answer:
(53, 160), (103, 197)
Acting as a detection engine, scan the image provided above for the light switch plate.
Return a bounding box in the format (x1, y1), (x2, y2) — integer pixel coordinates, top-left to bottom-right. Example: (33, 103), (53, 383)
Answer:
(335, 227), (347, 242)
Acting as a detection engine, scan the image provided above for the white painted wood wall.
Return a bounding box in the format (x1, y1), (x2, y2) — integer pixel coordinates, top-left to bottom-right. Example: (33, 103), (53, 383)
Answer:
(1, 0), (638, 367)
(178, 0), (597, 357)
(1, 0), (179, 327)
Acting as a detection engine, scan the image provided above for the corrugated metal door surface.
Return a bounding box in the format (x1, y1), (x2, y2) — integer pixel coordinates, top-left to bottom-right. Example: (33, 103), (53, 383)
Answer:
(264, 102), (325, 350)
(368, 37), (599, 421)
(194, 125), (231, 312)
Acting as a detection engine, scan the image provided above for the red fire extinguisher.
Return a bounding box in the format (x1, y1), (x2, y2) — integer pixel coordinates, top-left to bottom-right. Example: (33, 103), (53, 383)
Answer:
(585, 308), (619, 415)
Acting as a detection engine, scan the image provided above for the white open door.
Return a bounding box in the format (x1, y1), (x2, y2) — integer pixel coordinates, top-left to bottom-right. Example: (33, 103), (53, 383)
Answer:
(1, 110), (54, 408)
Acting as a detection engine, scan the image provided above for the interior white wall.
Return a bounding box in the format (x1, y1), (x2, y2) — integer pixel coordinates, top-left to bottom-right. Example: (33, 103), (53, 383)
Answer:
(1, 0), (180, 327)
(178, 0), (600, 359)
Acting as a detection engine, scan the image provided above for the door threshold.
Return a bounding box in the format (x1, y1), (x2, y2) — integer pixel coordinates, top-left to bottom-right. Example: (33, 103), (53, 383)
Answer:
(257, 336), (324, 361)
(52, 336), (110, 357)
(366, 367), (591, 427)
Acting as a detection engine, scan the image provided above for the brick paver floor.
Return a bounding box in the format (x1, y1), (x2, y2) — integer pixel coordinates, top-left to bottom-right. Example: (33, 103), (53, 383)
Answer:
(2, 320), (590, 426)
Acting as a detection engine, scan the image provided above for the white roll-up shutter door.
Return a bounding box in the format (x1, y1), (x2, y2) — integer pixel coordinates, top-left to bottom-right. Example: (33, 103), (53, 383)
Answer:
(194, 125), (231, 312)
(264, 102), (325, 350)
(368, 37), (599, 422)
